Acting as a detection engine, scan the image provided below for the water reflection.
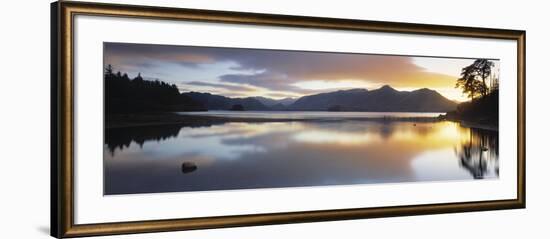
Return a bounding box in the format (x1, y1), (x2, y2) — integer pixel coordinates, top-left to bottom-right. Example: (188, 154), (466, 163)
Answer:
(455, 128), (499, 179)
(104, 120), (498, 195)
(105, 124), (182, 155)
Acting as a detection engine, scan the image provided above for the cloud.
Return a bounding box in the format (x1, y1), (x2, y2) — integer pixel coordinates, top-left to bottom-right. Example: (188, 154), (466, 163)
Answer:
(104, 42), (475, 97)
(184, 81), (256, 92)
(220, 72), (290, 91)
(104, 42), (217, 71)
(221, 51), (458, 88)
(219, 71), (322, 95)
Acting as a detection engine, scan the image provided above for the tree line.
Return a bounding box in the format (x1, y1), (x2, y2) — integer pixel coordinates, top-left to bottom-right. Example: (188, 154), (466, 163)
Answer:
(105, 64), (205, 113)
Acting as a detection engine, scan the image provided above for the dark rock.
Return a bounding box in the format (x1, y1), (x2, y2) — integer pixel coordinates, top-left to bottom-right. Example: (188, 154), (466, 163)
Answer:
(181, 162), (198, 174)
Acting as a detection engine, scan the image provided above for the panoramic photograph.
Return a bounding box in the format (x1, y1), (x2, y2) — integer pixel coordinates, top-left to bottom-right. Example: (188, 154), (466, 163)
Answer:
(103, 42), (500, 195)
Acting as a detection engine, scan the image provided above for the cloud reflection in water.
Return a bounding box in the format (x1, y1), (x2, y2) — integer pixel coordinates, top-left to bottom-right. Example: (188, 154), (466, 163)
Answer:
(104, 120), (498, 195)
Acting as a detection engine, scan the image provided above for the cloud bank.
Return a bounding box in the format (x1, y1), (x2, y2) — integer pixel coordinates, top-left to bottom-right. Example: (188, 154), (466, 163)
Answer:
(104, 42), (476, 100)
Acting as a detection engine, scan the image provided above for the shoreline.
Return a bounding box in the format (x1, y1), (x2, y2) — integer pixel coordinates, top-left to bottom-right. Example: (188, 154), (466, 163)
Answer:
(442, 113), (498, 132)
(106, 112), (497, 131)
(448, 119), (498, 131)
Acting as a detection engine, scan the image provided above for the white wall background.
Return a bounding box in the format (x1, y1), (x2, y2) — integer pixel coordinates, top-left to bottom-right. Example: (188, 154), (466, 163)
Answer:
(0, 0), (546, 238)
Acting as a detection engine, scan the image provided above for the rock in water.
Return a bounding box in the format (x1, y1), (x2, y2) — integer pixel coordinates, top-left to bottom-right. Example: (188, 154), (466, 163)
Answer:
(181, 162), (198, 174)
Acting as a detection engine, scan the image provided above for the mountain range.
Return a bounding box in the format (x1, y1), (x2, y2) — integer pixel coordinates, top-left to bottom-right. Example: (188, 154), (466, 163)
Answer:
(182, 92), (270, 111)
(253, 96), (297, 107)
(182, 85), (457, 112)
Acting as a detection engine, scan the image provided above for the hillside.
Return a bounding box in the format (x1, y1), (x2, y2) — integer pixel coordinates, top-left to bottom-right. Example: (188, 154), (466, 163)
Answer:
(182, 92), (269, 111)
(106, 71), (458, 113)
(288, 85), (457, 112)
(253, 96), (297, 107)
(445, 90), (498, 126)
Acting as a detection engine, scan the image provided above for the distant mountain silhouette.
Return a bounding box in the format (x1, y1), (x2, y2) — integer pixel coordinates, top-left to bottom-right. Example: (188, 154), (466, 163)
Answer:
(106, 66), (457, 113)
(253, 96), (297, 107)
(182, 86), (456, 112)
(288, 85), (457, 112)
(182, 92), (269, 111)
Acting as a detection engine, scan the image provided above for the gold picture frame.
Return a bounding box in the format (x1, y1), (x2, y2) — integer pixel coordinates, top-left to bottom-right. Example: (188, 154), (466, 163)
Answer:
(51, 1), (526, 238)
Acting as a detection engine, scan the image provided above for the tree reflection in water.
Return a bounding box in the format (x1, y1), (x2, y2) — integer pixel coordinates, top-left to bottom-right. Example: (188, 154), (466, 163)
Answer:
(455, 127), (499, 179)
(103, 120), (500, 194)
(105, 124), (184, 155)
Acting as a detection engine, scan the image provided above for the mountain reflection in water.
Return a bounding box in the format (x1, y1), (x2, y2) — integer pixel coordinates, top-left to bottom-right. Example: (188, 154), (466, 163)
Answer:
(104, 120), (498, 195)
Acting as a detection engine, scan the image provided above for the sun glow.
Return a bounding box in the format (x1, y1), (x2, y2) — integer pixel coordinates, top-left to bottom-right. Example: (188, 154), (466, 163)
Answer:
(106, 43), (497, 102)
(394, 86), (468, 103)
(434, 88), (469, 103)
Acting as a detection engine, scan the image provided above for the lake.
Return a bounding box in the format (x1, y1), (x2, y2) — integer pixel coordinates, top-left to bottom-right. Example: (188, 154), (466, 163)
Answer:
(177, 110), (445, 119)
(104, 111), (498, 195)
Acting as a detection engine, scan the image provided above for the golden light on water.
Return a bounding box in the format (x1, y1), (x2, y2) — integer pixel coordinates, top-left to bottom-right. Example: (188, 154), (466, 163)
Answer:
(293, 131), (377, 145)
(182, 121), (469, 153)
(291, 121), (465, 150)
(105, 118), (499, 195)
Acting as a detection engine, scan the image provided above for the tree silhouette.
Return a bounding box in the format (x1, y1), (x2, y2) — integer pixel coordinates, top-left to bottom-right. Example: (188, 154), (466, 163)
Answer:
(135, 72), (143, 81)
(455, 59), (497, 102)
(105, 64), (114, 77)
(104, 65), (205, 113)
(456, 73), (483, 101)
(475, 59), (494, 97)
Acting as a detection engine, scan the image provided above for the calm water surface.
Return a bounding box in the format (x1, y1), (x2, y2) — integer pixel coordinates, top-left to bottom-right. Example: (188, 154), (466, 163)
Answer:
(104, 112), (498, 195)
(177, 110), (444, 119)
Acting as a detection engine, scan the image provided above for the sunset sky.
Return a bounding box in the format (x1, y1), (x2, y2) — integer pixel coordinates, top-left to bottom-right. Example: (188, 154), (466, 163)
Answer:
(104, 42), (500, 102)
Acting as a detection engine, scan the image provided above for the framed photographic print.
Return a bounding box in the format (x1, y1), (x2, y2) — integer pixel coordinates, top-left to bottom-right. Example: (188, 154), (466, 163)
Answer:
(51, 1), (526, 238)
